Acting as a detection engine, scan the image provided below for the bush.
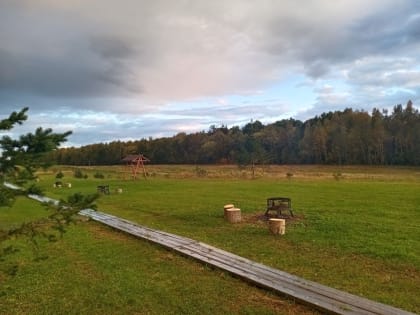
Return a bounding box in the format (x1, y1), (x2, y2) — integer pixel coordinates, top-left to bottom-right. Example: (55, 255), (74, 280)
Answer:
(73, 169), (84, 179)
(0, 187), (14, 206)
(195, 166), (208, 177)
(27, 184), (44, 195)
(16, 168), (33, 184)
(333, 172), (343, 181)
(94, 172), (104, 179)
(55, 171), (64, 179)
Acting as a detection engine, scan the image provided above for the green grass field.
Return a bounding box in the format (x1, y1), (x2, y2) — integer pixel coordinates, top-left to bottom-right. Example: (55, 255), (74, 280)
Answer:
(1, 165), (419, 314)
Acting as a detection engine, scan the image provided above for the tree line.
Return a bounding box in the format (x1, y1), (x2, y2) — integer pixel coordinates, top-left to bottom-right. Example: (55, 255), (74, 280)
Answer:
(50, 101), (420, 166)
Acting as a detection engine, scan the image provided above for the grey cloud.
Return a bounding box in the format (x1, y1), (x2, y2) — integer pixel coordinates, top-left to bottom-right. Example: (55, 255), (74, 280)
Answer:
(2, 0), (420, 146)
(0, 3), (142, 105)
(346, 57), (420, 89)
(406, 14), (420, 40)
(1, 51), (137, 98)
(89, 36), (137, 60)
(160, 101), (288, 121)
(263, 1), (420, 78)
(304, 61), (330, 78)
(63, 116), (209, 146)
(348, 8), (420, 55)
(2, 0), (419, 100)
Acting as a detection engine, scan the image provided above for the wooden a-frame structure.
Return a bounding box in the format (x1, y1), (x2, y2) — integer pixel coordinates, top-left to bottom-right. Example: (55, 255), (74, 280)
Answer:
(121, 154), (150, 179)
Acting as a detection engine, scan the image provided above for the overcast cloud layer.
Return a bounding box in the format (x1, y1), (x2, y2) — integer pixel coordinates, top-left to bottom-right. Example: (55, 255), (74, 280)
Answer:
(1, 0), (420, 146)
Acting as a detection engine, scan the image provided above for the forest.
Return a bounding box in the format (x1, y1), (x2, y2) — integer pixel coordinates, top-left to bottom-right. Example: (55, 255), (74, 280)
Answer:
(50, 101), (420, 166)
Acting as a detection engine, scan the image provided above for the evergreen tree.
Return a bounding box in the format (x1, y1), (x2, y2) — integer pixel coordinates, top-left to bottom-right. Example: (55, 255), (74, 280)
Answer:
(0, 108), (72, 205)
(1, 108), (98, 273)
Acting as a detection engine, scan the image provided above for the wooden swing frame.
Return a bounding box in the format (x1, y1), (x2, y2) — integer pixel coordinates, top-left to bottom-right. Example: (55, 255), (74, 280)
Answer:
(121, 154), (150, 180)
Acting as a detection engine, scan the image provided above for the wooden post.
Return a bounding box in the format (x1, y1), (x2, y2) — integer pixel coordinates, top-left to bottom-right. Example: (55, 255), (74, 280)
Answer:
(225, 208), (241, 223)
(224, 204), (235, 219)
(269, 218), (285, 235)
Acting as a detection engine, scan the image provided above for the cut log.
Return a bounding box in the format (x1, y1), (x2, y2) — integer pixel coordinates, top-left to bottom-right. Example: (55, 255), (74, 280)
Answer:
(223, 204), (235, 219)
(225, 208), (241, 223)
(269, 218), (285, 235)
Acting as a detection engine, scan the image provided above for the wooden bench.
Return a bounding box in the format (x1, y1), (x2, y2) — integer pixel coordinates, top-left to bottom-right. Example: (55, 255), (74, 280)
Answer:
(97, 185), (110, 195)
(265, 197), (294, 217)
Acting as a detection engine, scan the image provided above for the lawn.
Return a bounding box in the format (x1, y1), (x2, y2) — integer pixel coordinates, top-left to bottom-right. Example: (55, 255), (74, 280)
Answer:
(1, 165), (419, 314)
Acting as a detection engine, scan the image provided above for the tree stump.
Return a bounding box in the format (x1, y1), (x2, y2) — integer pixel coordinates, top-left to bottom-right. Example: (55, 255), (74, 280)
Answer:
(225, 208), (241, 223)
(269, 218), (286, 235)
(224, 204), (235, 219)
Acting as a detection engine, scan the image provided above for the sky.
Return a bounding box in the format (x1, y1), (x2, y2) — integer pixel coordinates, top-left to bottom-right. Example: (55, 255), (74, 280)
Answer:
(1, 0), (420, 147)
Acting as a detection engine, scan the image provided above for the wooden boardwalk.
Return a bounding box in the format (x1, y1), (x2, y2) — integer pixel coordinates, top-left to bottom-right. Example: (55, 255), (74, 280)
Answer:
(79, 209), (414, 315)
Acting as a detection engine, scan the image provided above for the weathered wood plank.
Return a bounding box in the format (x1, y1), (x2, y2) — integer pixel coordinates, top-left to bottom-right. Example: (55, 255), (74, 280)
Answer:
(28, 194), (60, 206)
(80, 209), (195, 247)
(3, 181), (24, 190)
(79, 209), (415, 315)
(169, 243), (404, 315)
(173, 246), (359, 315)
(181, 242), (401, 315)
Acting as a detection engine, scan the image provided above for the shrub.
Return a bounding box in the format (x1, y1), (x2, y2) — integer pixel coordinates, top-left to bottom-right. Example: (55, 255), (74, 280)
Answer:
(94, 172), (104, 179)
(195, 166), (208, 177)
(0, 187), (14, 206)
(27, 184), (44, 195)
(73, 169), (84, 178)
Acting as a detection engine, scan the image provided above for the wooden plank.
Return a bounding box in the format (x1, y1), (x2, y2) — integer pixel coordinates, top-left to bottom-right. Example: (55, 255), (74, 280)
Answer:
(3, 181), (24, 190)
(176, 243), (410, 315)
(79, 209), (415, 315)
(172, 246), (359, 315)
(79, 210), (196, 249)
(80, 209), (197, 246)
(28, 194), (60, 206)
(168, 242), (396, 315)
(182, 242), (401, 315)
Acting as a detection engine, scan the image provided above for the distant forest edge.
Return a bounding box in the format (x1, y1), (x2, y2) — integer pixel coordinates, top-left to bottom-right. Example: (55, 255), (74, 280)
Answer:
(51, 101), (420, 166)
